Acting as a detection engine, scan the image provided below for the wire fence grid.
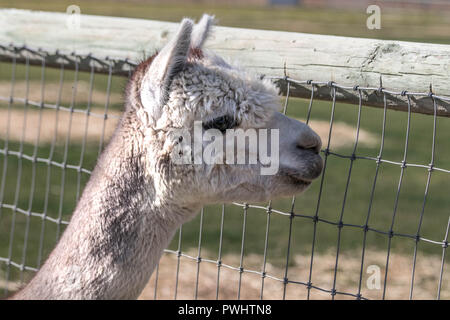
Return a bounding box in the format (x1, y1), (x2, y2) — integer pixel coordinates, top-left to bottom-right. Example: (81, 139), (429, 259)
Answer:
(0, 44), (449, 300)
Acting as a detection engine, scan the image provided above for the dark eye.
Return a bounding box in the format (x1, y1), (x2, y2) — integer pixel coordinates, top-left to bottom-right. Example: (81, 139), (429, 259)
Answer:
(202, 115), (237, 132)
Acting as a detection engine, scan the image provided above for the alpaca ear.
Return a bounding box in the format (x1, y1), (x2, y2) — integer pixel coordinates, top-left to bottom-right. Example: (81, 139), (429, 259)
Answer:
(140, 18), (194, 120)
(191, 14), (215, 49)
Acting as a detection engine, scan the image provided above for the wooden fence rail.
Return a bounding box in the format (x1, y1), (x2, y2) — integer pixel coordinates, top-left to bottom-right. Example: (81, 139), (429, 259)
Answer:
(0, 9), (449, 116)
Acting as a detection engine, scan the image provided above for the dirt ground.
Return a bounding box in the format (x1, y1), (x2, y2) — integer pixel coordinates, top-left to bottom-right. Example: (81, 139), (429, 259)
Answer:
(1, 249), (446, 300)
(139, 250), (448, 300)
(0, 79), (377, 147)
(0, 108), (375, 149)
(0, 81), (123, 107)
(0, 108), (120, 145)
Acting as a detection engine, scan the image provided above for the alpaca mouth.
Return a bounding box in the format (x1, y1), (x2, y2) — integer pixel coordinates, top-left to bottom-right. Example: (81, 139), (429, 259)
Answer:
(279, 156), (323, 185)
(279, 168), (315, 186)
(286, 174), (313, 186)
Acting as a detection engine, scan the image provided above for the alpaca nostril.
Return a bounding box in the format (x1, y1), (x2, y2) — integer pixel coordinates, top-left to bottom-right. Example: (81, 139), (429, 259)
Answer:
(297, 130), (322, 155)
(297, 144), (320, 155)
(297, 139), (321, 155)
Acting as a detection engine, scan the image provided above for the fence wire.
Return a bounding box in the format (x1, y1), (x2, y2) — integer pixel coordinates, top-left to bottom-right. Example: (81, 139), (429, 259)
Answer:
(0, 44), (449, 300)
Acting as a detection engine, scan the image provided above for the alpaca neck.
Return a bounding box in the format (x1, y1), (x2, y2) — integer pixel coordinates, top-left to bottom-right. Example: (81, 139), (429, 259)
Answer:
(13, 123), (199, 300)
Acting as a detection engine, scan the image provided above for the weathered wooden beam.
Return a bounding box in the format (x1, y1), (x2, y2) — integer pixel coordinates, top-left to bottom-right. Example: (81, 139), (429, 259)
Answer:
(0, 9), (449, 116)
(274, 79), (450, 117)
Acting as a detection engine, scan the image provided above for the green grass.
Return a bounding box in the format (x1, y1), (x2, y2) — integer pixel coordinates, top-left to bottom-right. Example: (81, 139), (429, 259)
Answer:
(0, 1), (449, 288)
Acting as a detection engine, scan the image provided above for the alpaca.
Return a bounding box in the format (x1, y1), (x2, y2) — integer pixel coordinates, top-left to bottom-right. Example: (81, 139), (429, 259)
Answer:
(11, 15), (323, 300)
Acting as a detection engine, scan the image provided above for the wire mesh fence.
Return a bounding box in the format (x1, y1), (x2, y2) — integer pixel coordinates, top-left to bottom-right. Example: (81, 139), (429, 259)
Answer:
(0, 44), (449, 300)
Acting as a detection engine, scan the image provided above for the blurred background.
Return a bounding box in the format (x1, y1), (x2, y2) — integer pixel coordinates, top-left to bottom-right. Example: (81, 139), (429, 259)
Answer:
(0, 0), (449, 299)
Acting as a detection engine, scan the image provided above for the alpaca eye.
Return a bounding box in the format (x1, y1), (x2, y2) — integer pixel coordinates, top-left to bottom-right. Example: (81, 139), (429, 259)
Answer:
(202, 115), (237, 132)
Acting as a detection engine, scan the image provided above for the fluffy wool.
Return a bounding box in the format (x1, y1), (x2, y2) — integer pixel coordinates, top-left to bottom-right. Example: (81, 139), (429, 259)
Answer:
(12, 14), (323, 300)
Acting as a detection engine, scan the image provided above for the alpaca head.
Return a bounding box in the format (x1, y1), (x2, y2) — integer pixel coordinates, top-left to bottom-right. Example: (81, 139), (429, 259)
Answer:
(126, 15), (323, 209)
